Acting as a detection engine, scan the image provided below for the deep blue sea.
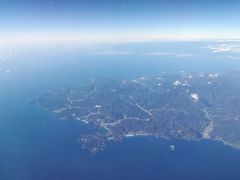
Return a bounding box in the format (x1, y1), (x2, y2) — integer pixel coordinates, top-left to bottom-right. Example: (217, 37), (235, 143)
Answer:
(1, 42), (240, 180)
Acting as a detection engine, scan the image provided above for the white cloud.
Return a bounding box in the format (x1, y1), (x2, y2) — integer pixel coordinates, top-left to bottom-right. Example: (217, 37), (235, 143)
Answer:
(145, 52), (174, 56)
(190, 93), (199, 102)
(91, 50), (133, 55)
(205, 44), (240, 53)
(173, 80), (181, 86)
(0, 31), (213, 45)
(208, 73), (219, 78)
(145, 51), (194, 58)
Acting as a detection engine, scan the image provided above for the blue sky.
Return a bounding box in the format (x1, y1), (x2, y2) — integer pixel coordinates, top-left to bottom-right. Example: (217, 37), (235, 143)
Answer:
(1, 0), (240, 43)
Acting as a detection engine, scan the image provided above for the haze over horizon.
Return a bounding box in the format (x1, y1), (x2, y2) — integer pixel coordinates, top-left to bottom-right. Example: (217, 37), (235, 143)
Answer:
(1, 0), (240, 43)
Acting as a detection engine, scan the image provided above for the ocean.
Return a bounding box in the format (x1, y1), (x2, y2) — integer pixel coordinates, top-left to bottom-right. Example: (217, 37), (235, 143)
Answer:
(1, 42), (240, 180)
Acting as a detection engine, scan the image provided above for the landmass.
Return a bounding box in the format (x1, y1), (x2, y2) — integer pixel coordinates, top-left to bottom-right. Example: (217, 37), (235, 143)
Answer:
(31, 72), (240, 154)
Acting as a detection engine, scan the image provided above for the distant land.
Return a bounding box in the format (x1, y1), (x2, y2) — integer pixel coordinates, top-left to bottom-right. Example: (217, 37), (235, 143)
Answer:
(31, 72), (240, 154)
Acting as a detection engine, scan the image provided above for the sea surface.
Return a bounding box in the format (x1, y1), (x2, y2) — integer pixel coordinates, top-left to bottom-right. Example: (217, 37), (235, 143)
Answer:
(1, 42), (240, 180)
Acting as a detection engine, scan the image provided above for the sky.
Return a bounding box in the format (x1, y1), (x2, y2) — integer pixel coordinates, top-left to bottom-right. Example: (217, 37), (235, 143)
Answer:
(1, 0), (240, 43)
